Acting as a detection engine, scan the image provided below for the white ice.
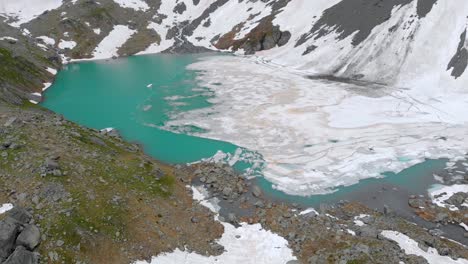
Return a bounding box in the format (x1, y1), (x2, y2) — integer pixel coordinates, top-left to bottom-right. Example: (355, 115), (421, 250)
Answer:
(381, 230), (468, 264)
(163, 55), (468, 196)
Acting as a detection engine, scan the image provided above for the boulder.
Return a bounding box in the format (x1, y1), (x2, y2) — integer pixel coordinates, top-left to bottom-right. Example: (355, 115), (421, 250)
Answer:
(2, 246), (39, 264)
(0, 220), (19, 260)
(16, 225), (41, 250)
(44, 159), (60, 171)
(446, 192), (467, 206)
(357, 226), (378, 238)
(409, 198), (426, 208)
(222, 187), (232, 197)
(7, 207), (32, 225)
(252, 186), (262, 198)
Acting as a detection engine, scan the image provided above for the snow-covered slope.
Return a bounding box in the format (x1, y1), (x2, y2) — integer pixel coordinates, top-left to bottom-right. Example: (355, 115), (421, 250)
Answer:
(2, 0), (465, 84)
(0, 0), (63, 27)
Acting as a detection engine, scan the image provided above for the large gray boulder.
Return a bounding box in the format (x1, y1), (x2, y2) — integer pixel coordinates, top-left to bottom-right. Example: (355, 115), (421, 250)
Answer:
(2, 246), (39, 264)
(0, 220), (19, 261)
(7, 207), (32, 225)
(16, 225), (41, 250)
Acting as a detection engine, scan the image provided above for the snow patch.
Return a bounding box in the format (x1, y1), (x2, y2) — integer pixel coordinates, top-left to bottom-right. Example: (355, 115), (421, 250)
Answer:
(58, 39), (77, 50)
(46, 68), (57, 75)
(37, 36), (55, 46)
(91, 25), (135, 60)
(112, 0), (148, 11)
(42, 83), (52, 92)
(0, 36), (18, 42)
(136, 185), (296, 264)
(381, 230), (468, 264)
(0, 203), (13, 214)
(299, 208), (319, 216)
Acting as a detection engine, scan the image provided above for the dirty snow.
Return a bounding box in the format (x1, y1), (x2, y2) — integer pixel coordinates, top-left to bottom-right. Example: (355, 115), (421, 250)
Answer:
(381, 230), (468, 264)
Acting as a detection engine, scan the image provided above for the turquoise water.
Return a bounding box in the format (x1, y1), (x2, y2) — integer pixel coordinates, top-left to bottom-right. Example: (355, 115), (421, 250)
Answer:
(41, 54), (447, 206)
(42, 54), (250, 165)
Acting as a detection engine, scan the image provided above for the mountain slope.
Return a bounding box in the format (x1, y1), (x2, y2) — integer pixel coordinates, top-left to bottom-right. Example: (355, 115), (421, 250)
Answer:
(1, 0), (466, 87)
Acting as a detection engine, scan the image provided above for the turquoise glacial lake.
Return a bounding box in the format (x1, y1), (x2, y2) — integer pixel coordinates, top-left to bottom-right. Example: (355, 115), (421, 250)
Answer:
(41, 54), (447, 207)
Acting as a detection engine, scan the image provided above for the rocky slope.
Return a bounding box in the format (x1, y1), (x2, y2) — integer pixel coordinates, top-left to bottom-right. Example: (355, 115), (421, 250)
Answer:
(0, 103), (224, 263)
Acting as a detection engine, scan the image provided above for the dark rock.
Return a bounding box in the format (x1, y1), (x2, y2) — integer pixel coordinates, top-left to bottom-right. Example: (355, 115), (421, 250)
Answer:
(7, 207), (32, 225)
(383, 204), (392, 215)
(429, 229), (444, 237)
(222, 187), (232, 197)
(445, 192), (467, 206)
(227, 213), (237, 224)
(2, 246), (39, 264)
(357, 226), (378, 238)
(409, 198), (426, 208)
(16, 225), (41, 250)
(277, 31), (291, 47)
(44, 159), (60, 171)
(0, 220), (19, 260)
(434, 212), (449, 222)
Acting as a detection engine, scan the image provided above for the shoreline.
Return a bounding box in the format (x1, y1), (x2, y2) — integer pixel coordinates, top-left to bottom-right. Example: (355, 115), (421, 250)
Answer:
(39, 53), (468, 247)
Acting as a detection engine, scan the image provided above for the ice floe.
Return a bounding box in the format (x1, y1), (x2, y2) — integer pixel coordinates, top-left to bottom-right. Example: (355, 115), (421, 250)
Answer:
(163, 55), (468, 196)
